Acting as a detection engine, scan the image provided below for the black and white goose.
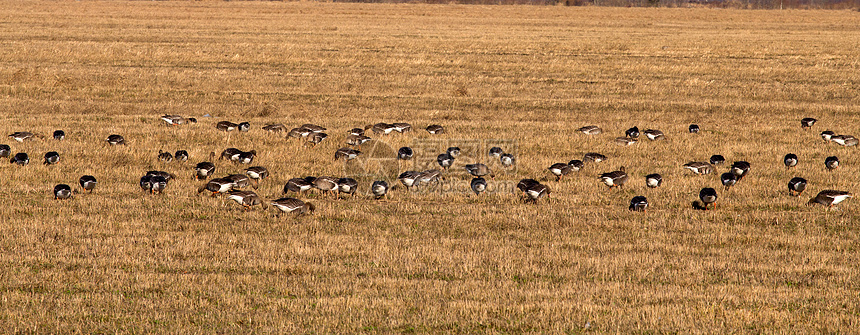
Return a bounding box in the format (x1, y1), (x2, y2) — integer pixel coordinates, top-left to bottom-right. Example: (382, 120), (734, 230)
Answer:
(643, 129), (665, 141)
(825, 156), (839, 171)
(284, 177), (316, 194)
(808, 190), (851, 209)
(371, 180), (388, 199)
(548, 163), (573, 181)
(271, 198), (315, 215)
(195, 152), (217, 180)
(500, 153), (515, 167)
(79, 175), (97, 193)
(645, 173), (662, 188)
(106, 134), (125, 145)
(709, 155), (726, 165)
(334, 147), (361, 161)
(720, 172), (738, 191)
(367, 123), (396, 135)
(625, 126), (640, 139)
(198, 177), (235, 196)
(227, 190), (265, 210)
(568, 160), (584, 171)
(437, 153), (454, 170)
(599, 166), (629, 189)
(397, 147), (413, 161)
(820, 131), (835, 142)
(10, 152), (28, 166)
(158, 150), (173, 163)
(245, 166), (269, 187)
(174, 150), (189, 162)
(54, 184), (72, 200)
(788, 177), (807, 196)
(238, 122), (251, 132)
(800, 117), (817, 130)
(425, 125), (444, 134)
(471, 177), (487, 196)
(9, 132), (35, 142)
(398, 171), (421, 190)
(237, 150), (256, 164)
(226, 174), (252, 189)
(216, 121), (239, 132)
(629, 196), (648, 212)
(488, 147), (503, 159)
(689, 124), (700, 133)
(578, 125), (602, 135)
(730, 161), (751, 181)
(523, 182), (550, 203)
(337, 178), (358, 197)
(147, 175), (168, 194)
(699, 188), (718, 210)
(683, 162), (713, 175)
(831, 135), (858, 147)
(53, 130), (65, 140)
(784, 153), (798, 169)
(0, 144), (10, 158)
(43, 151), (60, 165)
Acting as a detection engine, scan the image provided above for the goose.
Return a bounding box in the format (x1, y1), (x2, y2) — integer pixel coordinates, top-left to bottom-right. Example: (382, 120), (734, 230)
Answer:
(287, 127), (307, 138)
(334, 147), (361, 161)
(699, 187), (718, 210)
(471, 177), (487, 196)
(9, 132), (35, 142)
(313, 176), (339, 196)
(161, 115), (193, 126)
(220, 148), (242, 161)
(348, 128), (365, 136)
(306, 132), (328, 146)
(43, 151), (60, 165)
(158, 150), (173, 162)
(397, 147), (413, 160)
(517, 179), (541, 195)
(524, 183), (550, 202)
(106, 134), (125, 145)
(146, 170), (176, 182)
(568, 160), (584, 171)
(198, 177), (235, 196)
(398, 171), (421, 189)
(245, 166), (269, 187)
(488, 147), (503, 159)
(825, 156), (839, 171)
(599, 166), (629, 189)
(300, 124), (326, 133)
(437, 153), (454, 170)
(426, 125), (444, 134)
(709, 155), (726, 165)
(284, 177), (316, 193)
(54, 184), (72, 200)
(140, 175), (153, 192)
(237, 150), (256, 164)
(683, 162), (713, 175)
(720, 172), (738, 191)
(808, 190), (851, 209)
(195, 152), (217, 180)
(337, 178), (358, 196)
(416, 169), (442, 187)
(583, 152), (606, 163)
(578, 126), (602, 135)
(500, 153), (515, 167)
(174, 150), (189, 162)
(216, 121), (239, 132)
(345, 134), (372, 147)
(368, 123), (396, 135)
(689, 124), (700, 133)
(629, 196), (648, 212)
(730, 161), (751, 180)
(784, 153), (798, 169)
(614, 137), (637, 146)
(371, 180), (388, 199)
(149, 175), (168, 194)
(645, 173), (662, 188)
(548, 163), (573, 181)
(801, 117), (817, 130)
(271, 198), (315, 215)
(0, 144), (9, 158)
(226, 174), (252, 189)
(237, 122), (251, 132)
(831, 135), (858, 147)
(262, 123), (287, 133)
(788, 177), (807, 196)
(625, 126), (640, 139)
(465, 163), (493, 179)
(10, 152), (28, 166)
(79, 175), (97, 193)
(227, 190), (265, 210)
(643, 129), (665, 141)
(392, 123), (412, 133)
(820, 131), (835, 142)
(446, 147), (461, 158)
(53, 130), (65, 140)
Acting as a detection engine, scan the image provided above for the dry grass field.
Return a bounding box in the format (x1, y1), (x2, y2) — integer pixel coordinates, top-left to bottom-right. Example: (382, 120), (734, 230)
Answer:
(1, 1), (859, 332)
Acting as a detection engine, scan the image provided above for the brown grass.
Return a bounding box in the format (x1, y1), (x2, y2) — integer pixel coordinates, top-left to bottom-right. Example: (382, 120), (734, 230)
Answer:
(1, 1), (859, 333)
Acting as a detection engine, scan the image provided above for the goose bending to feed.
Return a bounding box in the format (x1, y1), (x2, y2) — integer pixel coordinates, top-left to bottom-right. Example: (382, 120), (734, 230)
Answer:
(788, 177), (807, 196)
(271, 198), (315, 215)
(43, 151), (60, 165)
(245, 166), (269, 187)
(345, 134), (371, 148)
(398, 171), (421, 190)
(825, 156), (839, 171)
(79, 175), (97, 193)
(720, 172), (737, 191)
(337, 178), (358, 197)
(237, 150), (256, 164)
(699, 187), (718, 210)
(683, 162), (713, 175)
(284, 177), (316, 194)
(306, 132), (328, 147)
(158, 150), (173, 163)
(831, 135), (858, 147)
(146, 170), (176, 182)
(227, 190), (265, 210)
(437, 153), (454, 170)
(800, 117), (817, 130)
(0, 144), (10, 158)
(730, 161), (751, 180)
(578, 126), (602, 135)
(195, 153), (217, 180)
(393, 123), (412, 133)
(426, 125), (444, 134)
(140, 175), (153, 192)
(808, 190), (851, 209)
(161, 115), (195, 126)
(568, 160), (584, 171)
(488, 147), (503, 158)
(313, 176), (339, 196)
(106, 135), (125, 145)
(583, 152), (606, 163)
(226, 174), (252, 189)
(709, 155), (725, 165)
(216, 121), (239, 132)
(471, 177), (487, 196)
(348, 128), (365, 136)
(600, 166), (629, 189)
(334, 147), (361, 161)
(262, 123), (287, 133)
(548, 163), (573, 181)
(238, 122), (250, 132)
(614, 137), (637, 146)
(500, 153), (515, 167)
(689, 124), (700, 133)
(371, 180), (388, 199)
(10, 152), (28, 166)
(645, 174), (662, 188)
(174, 150), (189, 162)
(398, 147), (413, 161)
(220, 148), (242, 161)
(629, 196), (648, 212)
(53, 130), (65, 140)
(367, 123), (396, 135)
(446, 147), (461, 158)
(198, 177), (236, 196)
(625, 127), (640, 139)
(820, 131), (835, 142)
(300, 124), (326, 133)
(416, 170), (442, 188)
(147, 175), (168, 194)
(54, 184), (72, 200)
(9, 132), (35, 142)
(643, 129), (665, 141)
(523, 182), (550, 203)
(465, 163), (493, 179)
(784, 153), (798, 169)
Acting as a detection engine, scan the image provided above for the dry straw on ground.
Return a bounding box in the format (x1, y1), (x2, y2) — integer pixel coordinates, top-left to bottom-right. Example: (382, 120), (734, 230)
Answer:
(1, 1), (859, 332)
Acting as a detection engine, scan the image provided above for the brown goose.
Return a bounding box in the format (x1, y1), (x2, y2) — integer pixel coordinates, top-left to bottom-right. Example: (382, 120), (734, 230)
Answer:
(284, 177), (316, 193)
(367, 123), (396, 135)
(43, 151), (60, 165)
(334, 147), (361, 161)
(198, 177), (235, 196)
(306, 132), (328, 146)
(784, 153), (798, 169)
(348, 128), (365, 136)
(831, 135), (858, 147)
(548, 163), (573, 181)
(262, 123), (287, 132)
(106, 134), (125, 145)
(271, 198), (315, 215)
(216, 121), (239, 132)
(226, 174), (252, 189)
(9, 132), (36, 142)
(500, 153), (515, 167)
(426, 124), (444, 134)
(313, 176), (339, 196)
(683, 162), (713, 175)
(614, 137), (637, 146)
(299, 124), (326, 133)
(161, 115), (194, 126)
(337, 178), (358, 197)
(345, 134), (372, 148)
(807, 190), (851, 209)
(523, 182), (550, 203)
(465, 163), (493, 179)
(629, 196), (648, 212)
(398, 171), (421, 189)
(0, 144), (10, 158)
(599, 166), (629, 189)
(825, 156), (839, 171)
(416, 169), (442, 188)
(245, 166), (269, 187)
(393, 123), (412, 133)
(583, 152), (606, 163)
(227, 190), (265, 211)
(471, 177), (487, 196)
(578, 126), (602, 135)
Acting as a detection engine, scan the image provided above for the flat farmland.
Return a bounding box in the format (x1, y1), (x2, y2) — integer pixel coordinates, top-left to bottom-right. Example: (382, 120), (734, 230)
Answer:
(1, 1), (859, 332)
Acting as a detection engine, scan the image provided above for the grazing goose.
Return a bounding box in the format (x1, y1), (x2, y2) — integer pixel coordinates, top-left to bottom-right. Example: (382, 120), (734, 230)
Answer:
(146, 170), (176, 182)
(334, 147), (361, 161)
(313, 176), (339, 196)
(220, 148), (242, 161)
(397, 147), (414, 160)
(371, 180), (389, 199)
(348, 128), (365, 136)
(284, 177), (316, 193)
(43, 151), (60, 165)
(238, 122), (251, 132)
(689, 124), (700, 133)
(54, 184), (72, 200)
(730, 161), (751, 180)
(500, 153), (515, 167)
(195, 152), (217, 180)
(237, 150), (256, 164)
(287, 127), (307, 139)
(9, 132), (35, 142)
(148, 175), (168, 194)
(720, 172), (738, 191)
(300, 124), (326, 133)
(820, 131), (835, 142)
(216, 121), (239, 132)
(271, 198), (315, 215)
(53, 130), (65, 140)
(437, 153), (454, 170)
(625, 126), (640, 139)
(345, 134), (372, 147)
(709, 155), (726, 165)
(578, 126), (602, 135)
(683, 162), (713, 175)
(784, 153), (798, 169)
(524, 182), (550, 203)
(140, 175), (153, 192)
(583, 152), (606, 163)
(488, 147), (503, 159)
(599, 166), (629, 189)
(0, 144), (10, 158)
(158, 150), (173, 162)
(10, 152), (28, 166)
(643, 129), (665, 141)
(568, 160), (584, 171)
(831, 135), (858, 147)
(788, 177), (807, 196)
(445, 148), (461, 159)
(392, 123), (412, 133)
(245, 166), (269, 187)
(808, 190), (851, 209)
(471, 177), (487, 196)
(629, 196), (648, 212)
(106, 134), (125, 145)
(174, 150), (189, 162)
(416, 169), (443, 188)
(548, 163), (573, 181)
(517, 179), (541, 195)
(426, 124), (444, 134)
(825, 156), (839, 171)
(337, 178), (358, 196)
(79, 175), (97, 193)
(161, 115), (194, 126)
(226, 190), (265, 210)
(614, 137), (637, 146)
(262, 123), (287, 133)
(645, 173), (662, 188)
(465, 163), (493, 179)
(699, 187), (718, 210)
(226, 174), (252, 189)
(801, 117), (817, 130)
(198, 177), (235, 196)
(306, 132), (328, 146)
(367, 123), (395, 135)
(398, 171), (421, 189)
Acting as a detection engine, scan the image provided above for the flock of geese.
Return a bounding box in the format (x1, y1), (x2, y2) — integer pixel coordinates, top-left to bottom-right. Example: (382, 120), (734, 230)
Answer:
(2, 115), (853, 215)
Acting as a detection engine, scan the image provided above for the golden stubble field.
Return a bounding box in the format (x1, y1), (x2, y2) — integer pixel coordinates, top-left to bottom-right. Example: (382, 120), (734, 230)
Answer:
(1, 1), (859, 333)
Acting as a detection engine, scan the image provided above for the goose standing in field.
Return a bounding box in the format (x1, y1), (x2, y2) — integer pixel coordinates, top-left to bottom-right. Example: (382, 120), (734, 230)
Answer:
(271, 198), (315, 215)
(629, 196), (648, 212)
(825, 156), (839, 171)
(238, 122), (251, 132)
(731, 161), (751, 181)
(9, 132), (35, 142)
(10, 152), (28, 166)
(683, 162), (713, 175)
(426, 124), (444, 134)
(106, 134), (125, 145)
(146, 170), (176, 182)
(398, 171), (421, 190)
(174, 150), (189, 162)
(158, 150), (173, 163)
(578, 125), (602, 135)
(599, 166), (629, 189)
(345, 134), (372, 148)
(471, 177), (487, 196)
(416, 169), (443, 188)
(720, 172), (738, 191)
(198, 177), (235, 196)
(140, 175), (153, 192)
(54, 184), (72, 200)
(397, 147), (413, 161)
(783, 153), (798, 169)
(699, 187), (718, 210)
(808, 190), (852, 209)
(820, 131), (835, 142)
(334, 147), (361, 161)
(79, 175), (97, 193)
(43, 151), (60, 165)
(284, 177), (316, 194)
(216, 121), (239, 132)
(583, 152), (606, 163)
(465, 163), (493, 179)
(313, 176), (339, 196)
(643, 129), (665, 141)
(437, 153), (454, 170)
(262, 123), (287, 133)
(306, 132), (328, 147)
(227, 190), (265, 210)
(500, 153), (515, 167)
(645, 173), (662, 189)
(488, 147), (503, 159)
(393, 123), (412, 133)
(300, 124), (326, 134)
(709, 155), (726, 165)
(689, 124), (700, 133)
(245, 166), (269, 187)
(337, 178), (358, 197)
(625, 126), (640, 139)
(53, 130), (65, 140)
(788, 177), (807, 196)
(614, 137), (637, 146)
(287, 127), (307, 139)
(568, 159), (584, 171)
(195, 152), (217, 180)
(371, 180), (388, 199)
(548, 163), (573, 181)
(0, 144), (10, 158)
(831, 135), (858, 147)
(801, 117), (817, 130)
